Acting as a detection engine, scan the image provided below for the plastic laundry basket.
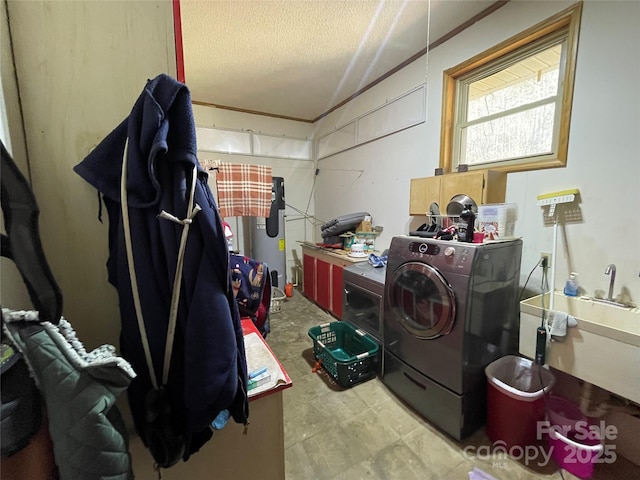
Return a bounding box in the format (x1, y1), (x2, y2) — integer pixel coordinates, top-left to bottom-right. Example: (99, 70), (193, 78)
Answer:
(485, 355), (555, 450)
(547, 395), (588, 431)
(546, 396), (603, 479)
(270, 287), (286, 314)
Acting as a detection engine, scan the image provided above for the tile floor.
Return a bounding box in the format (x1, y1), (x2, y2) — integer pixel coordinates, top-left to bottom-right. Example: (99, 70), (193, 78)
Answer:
(267, 292), (639, 480)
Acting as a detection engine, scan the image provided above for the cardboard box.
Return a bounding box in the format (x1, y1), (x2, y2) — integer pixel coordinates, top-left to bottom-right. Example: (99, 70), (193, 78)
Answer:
(357, 220), (372, 232)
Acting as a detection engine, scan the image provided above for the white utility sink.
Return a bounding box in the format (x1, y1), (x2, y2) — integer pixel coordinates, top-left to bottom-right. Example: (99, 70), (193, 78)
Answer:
(520, 292), (640, 404)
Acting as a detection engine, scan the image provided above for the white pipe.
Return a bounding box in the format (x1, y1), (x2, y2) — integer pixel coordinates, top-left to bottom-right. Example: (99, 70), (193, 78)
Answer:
(579, 381), (594, 414)
(290, 264), (302, 287)
(550, 220), (558, 311)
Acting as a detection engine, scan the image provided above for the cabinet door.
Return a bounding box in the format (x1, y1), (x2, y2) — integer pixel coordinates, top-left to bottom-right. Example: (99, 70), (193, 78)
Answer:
(482, 170), (507, 204)
(409, 176), (441, 215)
(331, 264), (344, 319)
(440, 170), (507, 207)
(303, 254), (316, 300)
(439, 171), (486, 209)
(315, 259), (331, 311)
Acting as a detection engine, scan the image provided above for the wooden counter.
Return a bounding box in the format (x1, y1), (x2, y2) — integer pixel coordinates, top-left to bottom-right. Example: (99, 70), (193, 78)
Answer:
(130, 319), (292, 480)
(301, 243), (368, 319)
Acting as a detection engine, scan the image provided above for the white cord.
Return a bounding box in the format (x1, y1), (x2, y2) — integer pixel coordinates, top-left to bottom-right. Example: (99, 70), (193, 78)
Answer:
(121, 138), (159, 391)
(157, 166), (201, 386)
(121, 138), (201, 389)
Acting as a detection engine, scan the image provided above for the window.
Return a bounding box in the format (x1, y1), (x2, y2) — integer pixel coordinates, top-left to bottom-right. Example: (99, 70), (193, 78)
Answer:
(195, 126), (312, 160)
(440, 3), (582, 173)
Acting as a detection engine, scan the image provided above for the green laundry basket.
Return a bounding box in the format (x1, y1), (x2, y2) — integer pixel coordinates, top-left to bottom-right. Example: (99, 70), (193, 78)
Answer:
(308, 322), (379, 388)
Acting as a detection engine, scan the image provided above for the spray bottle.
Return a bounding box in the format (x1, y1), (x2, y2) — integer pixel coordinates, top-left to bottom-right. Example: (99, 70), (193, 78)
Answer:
(459, 204), (476, 243)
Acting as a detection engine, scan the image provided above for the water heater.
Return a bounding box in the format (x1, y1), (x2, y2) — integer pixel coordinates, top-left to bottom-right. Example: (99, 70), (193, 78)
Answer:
(250, 177), (286, 288)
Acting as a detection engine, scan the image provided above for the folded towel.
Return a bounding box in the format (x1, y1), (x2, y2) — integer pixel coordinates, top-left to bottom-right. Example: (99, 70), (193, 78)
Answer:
(368, 253), (388, 268)
(549, 310), (577, 340)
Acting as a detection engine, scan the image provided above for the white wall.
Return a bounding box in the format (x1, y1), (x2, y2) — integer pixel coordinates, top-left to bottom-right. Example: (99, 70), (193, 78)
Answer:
(509, 0), (640, 300)
(314, 0), (640, 303)
(192, 104), (316, 285)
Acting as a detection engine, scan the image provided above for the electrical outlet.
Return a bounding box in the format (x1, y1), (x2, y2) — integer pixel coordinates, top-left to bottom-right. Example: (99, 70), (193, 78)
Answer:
(540, 252), (552, 269)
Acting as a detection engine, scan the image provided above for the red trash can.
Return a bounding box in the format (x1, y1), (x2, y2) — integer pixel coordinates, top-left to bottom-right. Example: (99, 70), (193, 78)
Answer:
(485, 355), (556, 450)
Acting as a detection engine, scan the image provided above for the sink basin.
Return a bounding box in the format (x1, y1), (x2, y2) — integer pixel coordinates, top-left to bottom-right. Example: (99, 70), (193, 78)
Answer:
(521, 292), (640, 347)
(591, 298), (631, 308)
(519, 291), (640, 404)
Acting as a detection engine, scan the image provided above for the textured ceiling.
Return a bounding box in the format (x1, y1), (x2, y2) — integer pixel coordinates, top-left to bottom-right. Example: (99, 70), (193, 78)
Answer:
(180, 0), (501, 122)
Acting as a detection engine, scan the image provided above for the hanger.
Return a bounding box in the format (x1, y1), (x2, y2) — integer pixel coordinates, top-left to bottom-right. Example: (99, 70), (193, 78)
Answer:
(1, 140), (62, 324)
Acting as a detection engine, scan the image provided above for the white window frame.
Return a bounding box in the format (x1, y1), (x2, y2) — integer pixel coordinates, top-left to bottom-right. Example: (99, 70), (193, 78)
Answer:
(440, 3), (582, 173)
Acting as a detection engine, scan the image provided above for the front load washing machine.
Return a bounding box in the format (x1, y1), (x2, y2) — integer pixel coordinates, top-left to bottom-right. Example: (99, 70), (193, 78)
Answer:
(381, 236), (522, 440)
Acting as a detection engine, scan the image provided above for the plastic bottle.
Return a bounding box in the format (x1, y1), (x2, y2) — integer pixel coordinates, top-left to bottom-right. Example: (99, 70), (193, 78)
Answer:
(459, 204), (476, 243)
(564, 272), (579, 296)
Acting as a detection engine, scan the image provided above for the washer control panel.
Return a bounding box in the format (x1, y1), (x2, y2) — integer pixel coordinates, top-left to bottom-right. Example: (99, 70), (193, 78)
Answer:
(409, 242), (440, 256)
(407, 241), (474, 273)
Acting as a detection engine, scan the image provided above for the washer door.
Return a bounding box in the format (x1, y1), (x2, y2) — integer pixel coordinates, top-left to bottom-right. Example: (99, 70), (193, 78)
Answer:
(388, 262), (455, 339)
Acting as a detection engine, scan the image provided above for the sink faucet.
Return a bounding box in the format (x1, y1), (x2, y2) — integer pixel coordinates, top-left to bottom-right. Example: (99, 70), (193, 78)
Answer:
(604, 264), (616, 301)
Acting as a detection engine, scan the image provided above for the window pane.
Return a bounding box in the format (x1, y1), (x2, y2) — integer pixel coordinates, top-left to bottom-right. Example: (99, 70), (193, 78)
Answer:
(196, 126), (251, 154)
(252, 134), (312, 160)
(462, 103), (555, 165)
(467, 45), (561, 122)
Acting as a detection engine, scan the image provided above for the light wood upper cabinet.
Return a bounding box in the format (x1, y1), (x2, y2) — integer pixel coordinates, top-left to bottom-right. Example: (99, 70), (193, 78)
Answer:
(409, 176), (441, 215)
(409, 170), (507, 216)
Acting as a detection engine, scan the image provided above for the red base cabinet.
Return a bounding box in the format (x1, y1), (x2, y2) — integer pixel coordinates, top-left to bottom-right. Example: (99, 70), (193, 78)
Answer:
(315, 259), (331, 311)
(303, 253), (315, 299)
(301, 245), (362, 320)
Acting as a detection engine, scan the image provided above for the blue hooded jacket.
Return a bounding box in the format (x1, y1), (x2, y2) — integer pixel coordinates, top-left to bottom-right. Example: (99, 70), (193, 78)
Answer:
(74, 74), (249, 461)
